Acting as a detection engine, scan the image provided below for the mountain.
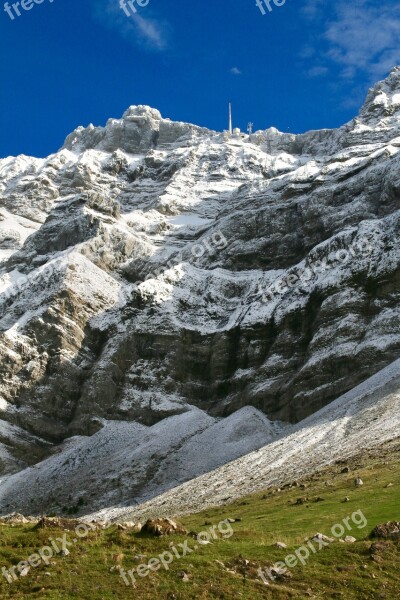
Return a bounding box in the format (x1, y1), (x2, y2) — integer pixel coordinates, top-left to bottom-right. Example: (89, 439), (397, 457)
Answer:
(0, 68), (399, 515)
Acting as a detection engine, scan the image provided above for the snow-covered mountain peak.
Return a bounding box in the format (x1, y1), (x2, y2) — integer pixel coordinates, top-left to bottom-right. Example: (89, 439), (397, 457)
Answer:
(56, 68), (400, 163)
(122, 105), (162, 121)
(62, 104), (214, 155)
(358, 66), (400, 128)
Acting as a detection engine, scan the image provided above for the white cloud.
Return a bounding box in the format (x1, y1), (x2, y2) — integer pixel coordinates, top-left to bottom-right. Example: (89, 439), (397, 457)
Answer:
(132, 13), (167, 50)
(301, 0), (400, 81)
(230, 67), (242, 75)
(94, 1), (169, 51)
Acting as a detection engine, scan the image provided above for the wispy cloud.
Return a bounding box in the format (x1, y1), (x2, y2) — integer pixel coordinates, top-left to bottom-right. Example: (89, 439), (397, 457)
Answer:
(132, 12), (167, 50)
(307, 65), (328, 78)
(230, 67), (242, 76)
(94, 1), (170, 51)
(301, 0), (326, 21)
(301, 0), (400, 81)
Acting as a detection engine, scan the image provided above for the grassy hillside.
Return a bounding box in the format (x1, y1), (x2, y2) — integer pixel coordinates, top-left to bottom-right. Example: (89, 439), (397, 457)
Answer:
(0, 441), (399, 599)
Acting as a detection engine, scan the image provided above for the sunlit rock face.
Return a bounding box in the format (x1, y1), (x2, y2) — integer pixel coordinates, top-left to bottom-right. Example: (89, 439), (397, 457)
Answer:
(0, 69), (399, 515)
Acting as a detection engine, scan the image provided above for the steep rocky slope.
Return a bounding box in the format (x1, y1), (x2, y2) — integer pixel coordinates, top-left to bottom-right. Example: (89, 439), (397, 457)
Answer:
(0, 406), (280, 515)
(0, 68), (399, 514)
(92, 356), (400, 522)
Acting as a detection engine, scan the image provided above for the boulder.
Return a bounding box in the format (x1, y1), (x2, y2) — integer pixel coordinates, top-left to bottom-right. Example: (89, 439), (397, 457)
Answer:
(141, 518), (187, 537)
(311, 533), (334, 543)
(370, 521), (400, 539)
(274, 542), (288, 549)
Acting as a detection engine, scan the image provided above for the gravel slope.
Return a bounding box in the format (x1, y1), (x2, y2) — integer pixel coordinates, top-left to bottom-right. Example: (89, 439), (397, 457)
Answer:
(91, 357), (400, 522)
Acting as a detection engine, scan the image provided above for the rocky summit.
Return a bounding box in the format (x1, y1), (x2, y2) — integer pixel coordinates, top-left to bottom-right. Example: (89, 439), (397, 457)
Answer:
(0, 68), (399, 516)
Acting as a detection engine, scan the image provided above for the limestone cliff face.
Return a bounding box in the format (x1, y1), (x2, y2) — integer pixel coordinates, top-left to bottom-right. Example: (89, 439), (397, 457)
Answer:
(0, 71), (399, 513)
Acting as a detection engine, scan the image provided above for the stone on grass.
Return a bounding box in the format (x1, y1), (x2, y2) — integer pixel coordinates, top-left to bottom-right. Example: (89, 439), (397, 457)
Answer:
(370, 521), (400, 540)
(312, 532), (334, 543)
(141, 518), (187, 537)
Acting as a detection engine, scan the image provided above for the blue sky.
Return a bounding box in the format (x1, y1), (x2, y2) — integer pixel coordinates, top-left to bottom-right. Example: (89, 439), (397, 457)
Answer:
(1, 0), (399, 158)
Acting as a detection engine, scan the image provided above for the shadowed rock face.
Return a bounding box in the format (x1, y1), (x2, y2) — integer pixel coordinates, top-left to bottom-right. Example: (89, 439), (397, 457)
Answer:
(0, 71), (399, 506)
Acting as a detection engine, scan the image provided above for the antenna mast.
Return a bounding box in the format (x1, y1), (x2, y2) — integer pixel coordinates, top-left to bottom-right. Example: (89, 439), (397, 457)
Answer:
(228, 102), (233, 134)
